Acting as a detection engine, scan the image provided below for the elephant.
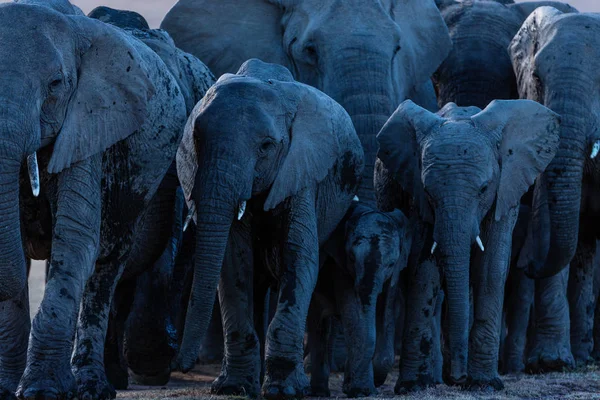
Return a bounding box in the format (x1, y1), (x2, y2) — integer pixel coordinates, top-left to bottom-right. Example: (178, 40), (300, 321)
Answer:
(375, 99), (560, 391)
(433, 0), (577, 109)
(510, 6), (600, 369)
(307, 202), (411, 397)
(0, 1), (194, 399)
(171, 58), (364, 399)
(161, 0), (452, 205)
(85, 6), (216, 389)
(432, 0), (578, 375)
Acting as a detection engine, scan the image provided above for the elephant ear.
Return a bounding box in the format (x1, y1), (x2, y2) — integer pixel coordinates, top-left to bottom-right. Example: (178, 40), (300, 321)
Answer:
(48, 17), (154, 173)
(161, 0), (288, 78)
(390, 0), (452, 93)
(376, 100), (444, 223)
(471, 100), (560, 222)
(509, 6), (564, 101)
(263, 85), (350, 211)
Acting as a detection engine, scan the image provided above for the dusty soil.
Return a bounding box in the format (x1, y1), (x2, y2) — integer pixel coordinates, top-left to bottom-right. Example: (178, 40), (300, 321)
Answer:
(116, 363), (600, 400)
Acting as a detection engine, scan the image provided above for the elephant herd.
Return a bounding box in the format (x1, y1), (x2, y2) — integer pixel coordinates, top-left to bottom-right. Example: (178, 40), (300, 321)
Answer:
(0, 0), (598, 399)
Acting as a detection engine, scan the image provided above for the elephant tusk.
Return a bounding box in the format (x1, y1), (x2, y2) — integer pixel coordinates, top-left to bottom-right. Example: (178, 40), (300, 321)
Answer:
(591, 140), (600, 159)
(27, 152), (40, 197)
(183, 203), (196, 232)
(353, 195), (359, 202)
(431, 241), (437, 255)
(476, 236), (485, 252)
(238, 201), (246, 221)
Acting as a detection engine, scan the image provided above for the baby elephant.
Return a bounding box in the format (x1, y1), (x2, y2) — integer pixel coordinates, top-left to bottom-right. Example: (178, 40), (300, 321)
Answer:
(308, 202), (411, 397)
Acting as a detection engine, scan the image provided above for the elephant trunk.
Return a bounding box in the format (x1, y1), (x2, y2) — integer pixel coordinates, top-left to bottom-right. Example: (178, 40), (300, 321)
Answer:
(0, 139), (26, 302)
(527, 98), (586, 278)
(435, 214), (472, 385)
(329, 54), (396, 204)
(175, 159), (238, 372)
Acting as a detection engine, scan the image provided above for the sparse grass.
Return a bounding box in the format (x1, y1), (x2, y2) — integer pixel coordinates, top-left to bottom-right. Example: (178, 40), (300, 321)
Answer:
(117, 363), (600, 400)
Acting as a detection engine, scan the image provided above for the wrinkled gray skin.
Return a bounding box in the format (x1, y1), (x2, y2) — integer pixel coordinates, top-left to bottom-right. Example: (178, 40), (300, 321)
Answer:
(307, 202), (411, 397)
(173, 59), (364, 399)
(161, 0), (451, 205)
(375, 100), (560, 391)
(433, 0), (578, 375)
(85, 6), (216, 390)
(0, 1), (190, 399)
(510, 7), (600, 369)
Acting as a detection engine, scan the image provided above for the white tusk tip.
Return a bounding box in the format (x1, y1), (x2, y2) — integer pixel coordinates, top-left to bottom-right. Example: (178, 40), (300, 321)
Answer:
(27, 153), (40, 197)
(353, 196), (359, 202)
(431, 241), (438, 255)
(237, 201), (247, 221)
(183, 204), (196, 232)
(476, 236), (485, 252)
(591, 141), (600, 159)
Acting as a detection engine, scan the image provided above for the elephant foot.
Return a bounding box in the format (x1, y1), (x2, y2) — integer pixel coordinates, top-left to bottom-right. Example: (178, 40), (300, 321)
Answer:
(262, 359), (309, 400)
(503, 357), (525, 374)
(308, 385), (330, 397)
(211, 370), (260, 397)
(342, 383), (377, 398)
(17, 364), (76, 400)
(75, 367), (116, 400)
(465, 376), (504, 392)
(526, 342), (574, 373)
(0, 387), (16, 400)
(373, 361), (393, 387)
(129, 370), (170, 387)
(105, 361), (129, 390)
(394, 375), (435, 394)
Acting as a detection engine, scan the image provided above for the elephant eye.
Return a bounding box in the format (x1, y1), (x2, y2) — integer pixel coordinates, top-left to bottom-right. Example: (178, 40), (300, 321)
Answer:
(49, 78), (63, 90)
(303, 42), (318, 64)
(479, 184), (488, 195)
(259, 140), (276, 154)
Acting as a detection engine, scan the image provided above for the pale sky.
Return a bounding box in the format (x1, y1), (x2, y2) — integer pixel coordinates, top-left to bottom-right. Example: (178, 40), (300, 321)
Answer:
(73, 0), (598, 28)
(0, 1), (595, 28)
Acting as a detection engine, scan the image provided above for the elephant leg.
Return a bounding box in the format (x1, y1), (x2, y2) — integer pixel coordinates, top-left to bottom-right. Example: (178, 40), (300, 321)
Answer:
(502, 267), (534, 374)
(307, 300), (332, 397)
(0, 285), (30, 400)
(373, 281), (396, 387)
(468, 209), (518, 391)
(328, 317), (347, 373)
(253, 275), (271, 382)
(211, 219), (260, 397)
(262, 194), (319, 399)
(526, 269), (574, 373)
(18, 156), (102, 400)
(335, 272), (377, 397)
(568, 233), (596, 366)
(72, 253), (132, 400)
(198, 298), (225, 364)
(104, 280), (135, 390)
(396, 257), (440, 393)
(593, 243), (600, 362)
(432, 289), (444, 384)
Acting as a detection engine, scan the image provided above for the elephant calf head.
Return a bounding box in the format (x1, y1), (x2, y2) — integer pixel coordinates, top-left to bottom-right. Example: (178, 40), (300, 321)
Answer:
(343, 204), (411, 305)
(377, 99), (560, 383)
(378, 99), (560, 243)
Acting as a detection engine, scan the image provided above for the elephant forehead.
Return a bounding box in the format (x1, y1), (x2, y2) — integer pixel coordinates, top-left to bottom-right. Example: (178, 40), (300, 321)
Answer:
(541, 14), (600, 58)
(0, 5), (73, 65)
(422, 126), (494, 167)
(196, 95), (285, 141)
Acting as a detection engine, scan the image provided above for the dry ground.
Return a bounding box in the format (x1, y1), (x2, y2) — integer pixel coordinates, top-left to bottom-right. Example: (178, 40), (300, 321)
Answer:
(117, 364), (600, 400)
(27, 262), (600, 400)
